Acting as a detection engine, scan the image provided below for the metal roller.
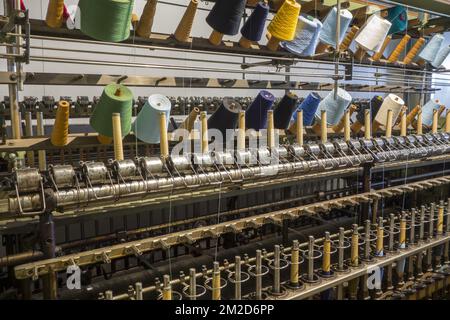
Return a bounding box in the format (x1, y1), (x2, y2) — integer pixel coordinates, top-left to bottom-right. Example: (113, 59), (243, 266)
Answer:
(212, 151), (234, 167)
(112, 160), (137, 180)
(192, 153), (213, 168)
(138, 157), (164, 176)
(48, 165), (76, 189)
(81, 162), (108, 185)
(170, 155), (192, 172)
(14, 168), (42, 193)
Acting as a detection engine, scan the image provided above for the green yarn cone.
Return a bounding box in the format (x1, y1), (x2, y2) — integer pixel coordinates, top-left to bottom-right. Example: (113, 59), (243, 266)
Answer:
(90, 83), (133, 138)
(78, 0), (134, 42)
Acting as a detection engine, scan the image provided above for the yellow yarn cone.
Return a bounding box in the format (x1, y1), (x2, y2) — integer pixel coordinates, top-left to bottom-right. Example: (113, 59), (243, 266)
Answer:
(50, 100), (70, 147)
(402, 37), (425, 65)
(387, 34), (411, 63)
(45, 0), (65, 28)
(137, 0), (158, 38)
(174, 0), (198, 43)
(266, 0), (300, 51)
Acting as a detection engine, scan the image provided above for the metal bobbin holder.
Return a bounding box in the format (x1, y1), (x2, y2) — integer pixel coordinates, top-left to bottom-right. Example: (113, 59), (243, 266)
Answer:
(332, 227), (351, 273)
(300, 236), (322, 283)
(361, 219), (378, 263)
(180, 268), (207, 300)
(156, 275), (182, 300)
(317, 232), (338, 278)
(385, 213), (401, 254)
(246, 249), (270, 300)
(203, 262), (228, 300)
(225, 256), (251, 300)
(266, 245), (290, 297)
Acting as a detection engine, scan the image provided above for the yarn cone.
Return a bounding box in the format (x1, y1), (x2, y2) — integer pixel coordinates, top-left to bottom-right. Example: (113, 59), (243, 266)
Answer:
(78, 0), (134, 42)
(134, 95), (172, 144)
(90, 83), (133, 142)
(137, 0), (158, 38)
(239, 1), (270, 48)
(46, 0), (65, 28)
(206, 0), (246, 45)
(174, 0), (198, 42)
(266, 0), (300, 51)
(50, 100), (70, 147)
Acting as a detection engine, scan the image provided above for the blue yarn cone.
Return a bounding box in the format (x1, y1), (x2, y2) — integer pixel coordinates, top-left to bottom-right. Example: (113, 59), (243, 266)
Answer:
(431, 45), (450, 68)
(208, 97), (242, 137)
(316, 88), (352, 125)
(319, 7), (353, 47)
(386, 5), (408, 35)
(245, 90), (275, 131)
(281, 15), (322, 57)
(240, 1), (269, 42)
(273, 93), (298, 130)
(356, 95), (383, 124)
(421, 99), (440, 127)
(419, 34), (444, 63)
(293, 92), (321, 126)
(206, 0), (246, 36)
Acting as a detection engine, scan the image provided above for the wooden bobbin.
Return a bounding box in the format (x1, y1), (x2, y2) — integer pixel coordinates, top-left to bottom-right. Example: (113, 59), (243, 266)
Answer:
(403, 37), (426, 65)
(179, 107), (200, 132)
(400, 108), (407, 137)
(364, 109), (371, 139)
(239, 36), (253, 49)
(320, 110), (327, 144)
(174, 0), (198, 42)
(112, 113), (124, 161)
(351, 121), (363, 134)
(394, 107), (406, 126)
(209, 30), (224, 46)
(387, 34), (411, 63)
(446, 110), (450, 133)
(353, 47), (367, 61)
(267, 110), (275, 149)
(160, 112), (169, 159)
(200, 111), (209, 154)
(24, 112), (35, 167)
(36, 112), (47, 171)
(416, 108), (423, 135)
(237, 111), (246, 151)
(372, 35), (392, 61)
(315, 42), (330, 54)
(406, 105), (421, 127)
(344, 110), (351, 142)
(432, 109), (439, 134)
(45, 0), (65, 28)
(438, 105), (446, 118)
(372, 120), (381, 134)
(339, 26), (359, 52)
(137, 0), (158, 38)
(296, 110), (304, 146)
(385, 109), (393, 138)
(266, 36), (282, 51)
(333, 104), (357, 133)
